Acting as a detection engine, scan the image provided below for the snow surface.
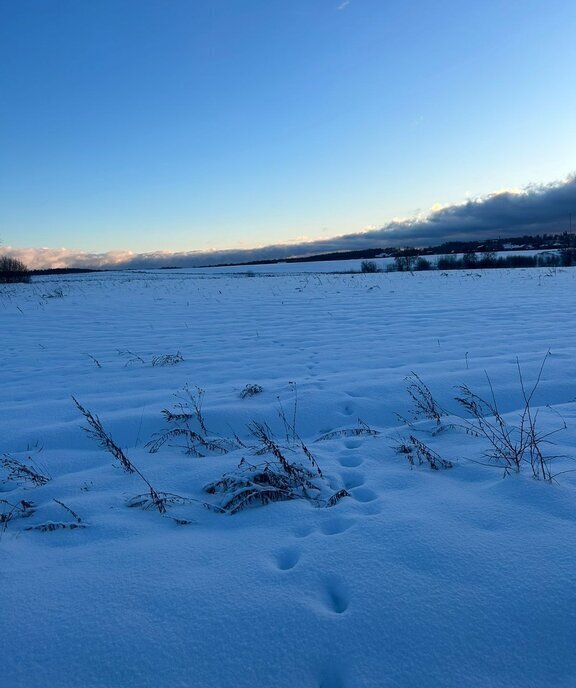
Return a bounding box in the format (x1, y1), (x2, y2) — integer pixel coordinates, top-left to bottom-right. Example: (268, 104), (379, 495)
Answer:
(1, 265), (575, 687)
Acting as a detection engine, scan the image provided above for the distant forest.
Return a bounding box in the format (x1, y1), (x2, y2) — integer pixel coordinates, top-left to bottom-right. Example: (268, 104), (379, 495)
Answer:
(211, 231), (576, 268)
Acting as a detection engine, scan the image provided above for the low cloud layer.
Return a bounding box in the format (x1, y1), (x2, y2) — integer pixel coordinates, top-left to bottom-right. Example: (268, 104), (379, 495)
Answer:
(5, 176), (576, 270)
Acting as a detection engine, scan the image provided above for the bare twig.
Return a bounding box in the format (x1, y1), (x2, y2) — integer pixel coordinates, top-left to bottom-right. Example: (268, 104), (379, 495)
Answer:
(1, 454), (50, 486)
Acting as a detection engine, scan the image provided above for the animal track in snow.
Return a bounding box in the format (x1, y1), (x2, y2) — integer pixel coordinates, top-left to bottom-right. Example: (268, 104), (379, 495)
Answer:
(338, 455), (363, 468)
(350, 487), (378, 503)
(340, 470), (365, 489)
(318, 515), (355, 536)
(293, 524), (314, 539)
(275, 547), (301, 571)
(321, 574), (350, 614)
(343, 438), (361, 449)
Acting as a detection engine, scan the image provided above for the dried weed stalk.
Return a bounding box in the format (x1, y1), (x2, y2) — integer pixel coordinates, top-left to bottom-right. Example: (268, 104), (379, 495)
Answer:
(316, 419), (379, 442)
(1, 454), (51, 486)
(1, 499), (35, 536)
(204, 420), (343, 513)
(455, 353), (563, 480)
(152, 352), (184, 367)
(73, 397), (167, 514)
(405, 435), (453, 470)
(240, 384), (264, 399)
(405, 372), (445, 426)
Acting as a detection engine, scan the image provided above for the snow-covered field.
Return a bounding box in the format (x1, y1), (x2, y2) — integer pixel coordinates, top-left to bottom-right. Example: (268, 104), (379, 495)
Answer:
(1, 265), (575, 688)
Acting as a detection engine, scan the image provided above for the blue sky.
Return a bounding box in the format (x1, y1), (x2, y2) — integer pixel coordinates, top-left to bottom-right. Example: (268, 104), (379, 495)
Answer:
(1, 0), (575, 264)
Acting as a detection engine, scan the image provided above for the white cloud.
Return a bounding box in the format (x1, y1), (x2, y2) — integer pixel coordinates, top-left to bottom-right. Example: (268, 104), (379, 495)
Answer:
(0, 247), (138, 270)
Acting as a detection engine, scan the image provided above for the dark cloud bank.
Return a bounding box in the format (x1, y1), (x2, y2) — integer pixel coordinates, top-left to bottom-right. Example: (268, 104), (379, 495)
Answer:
(10, 176), (576, 270)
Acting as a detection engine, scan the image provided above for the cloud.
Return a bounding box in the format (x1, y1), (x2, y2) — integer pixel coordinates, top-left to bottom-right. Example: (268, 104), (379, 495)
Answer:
(337, 1), (351, 10)
(0, 247), (143, 270)
(3, 175), (575, 270)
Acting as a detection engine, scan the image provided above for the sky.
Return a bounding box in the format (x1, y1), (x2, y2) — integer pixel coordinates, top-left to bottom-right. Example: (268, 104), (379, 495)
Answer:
(1, 0), (576, 268)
